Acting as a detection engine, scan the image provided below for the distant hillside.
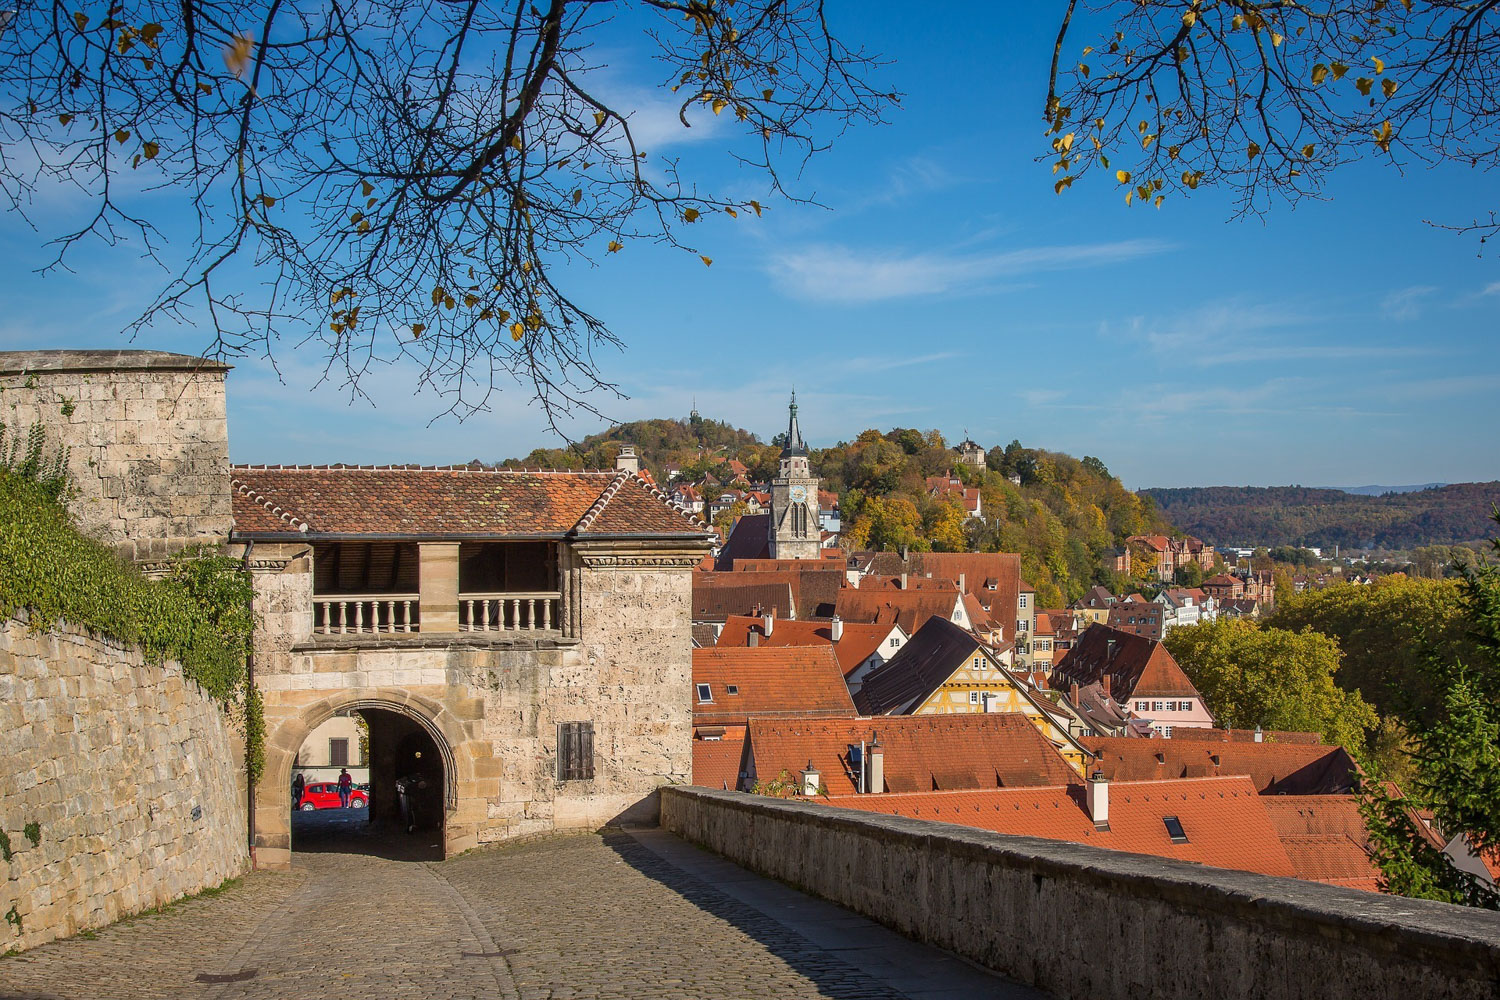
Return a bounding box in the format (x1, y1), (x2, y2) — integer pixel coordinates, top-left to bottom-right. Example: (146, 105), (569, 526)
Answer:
(1141, 483), (1500, 550)
(509, 419), (1174, 607)
(1330, 483), (1448, 496)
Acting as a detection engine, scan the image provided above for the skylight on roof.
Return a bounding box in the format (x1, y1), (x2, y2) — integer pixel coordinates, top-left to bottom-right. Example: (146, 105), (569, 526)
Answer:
(1163, 815), (1188, 844)
(696, 683), (713, 703)
(726, 685), (740, 696)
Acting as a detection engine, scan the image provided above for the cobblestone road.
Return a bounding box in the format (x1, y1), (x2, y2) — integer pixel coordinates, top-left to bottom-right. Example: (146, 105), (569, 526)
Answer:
(0, 829), (1042, 1000)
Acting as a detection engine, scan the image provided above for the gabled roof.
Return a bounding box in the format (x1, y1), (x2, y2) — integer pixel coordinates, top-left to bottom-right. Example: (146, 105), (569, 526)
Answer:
(692, 647), (856, 728)
(1262, 796), (1380, 890)
(836, 589), (960, 635)
(715, 615), (896, 677)
(230, 465), (711, 539)
(1049, 624), (1199, 701)
(692, 727), (748, 791)
(704, 563), (845, 619)
(1081, 736), (1360, 795)
(747, 713), (1078, 795)
(691, 579), (795, 622)
(824, 776), (1297, 880)
(854, 617), (982, 715)
(714, 513), (771, 568)
(1171, 728), (1324, 745)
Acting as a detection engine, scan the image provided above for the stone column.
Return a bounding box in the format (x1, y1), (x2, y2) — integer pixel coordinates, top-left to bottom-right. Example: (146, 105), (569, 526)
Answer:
(420, 542), (461, 632)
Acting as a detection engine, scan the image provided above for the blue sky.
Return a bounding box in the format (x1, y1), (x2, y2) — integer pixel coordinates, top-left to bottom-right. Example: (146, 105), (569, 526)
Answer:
(2, 3), (1495, 489)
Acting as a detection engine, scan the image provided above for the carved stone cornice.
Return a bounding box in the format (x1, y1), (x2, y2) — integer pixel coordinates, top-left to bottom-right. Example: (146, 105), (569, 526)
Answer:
(576, 553), (704, 569)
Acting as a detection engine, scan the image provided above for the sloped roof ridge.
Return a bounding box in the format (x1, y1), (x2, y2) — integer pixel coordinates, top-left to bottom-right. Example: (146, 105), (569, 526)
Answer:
(630, 470), (710, 530)
(231, 477), (309, 532)
(573, 470), (632, 533)
(230, 463), (619, 474)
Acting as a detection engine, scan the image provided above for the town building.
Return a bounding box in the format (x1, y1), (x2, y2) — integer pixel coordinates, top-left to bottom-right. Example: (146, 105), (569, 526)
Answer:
(1049, 624), (1215, 738)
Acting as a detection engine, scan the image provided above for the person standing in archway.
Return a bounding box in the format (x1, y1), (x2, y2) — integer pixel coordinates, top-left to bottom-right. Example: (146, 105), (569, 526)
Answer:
(337, 768), (353, 809)
(291, 771), (306, 809)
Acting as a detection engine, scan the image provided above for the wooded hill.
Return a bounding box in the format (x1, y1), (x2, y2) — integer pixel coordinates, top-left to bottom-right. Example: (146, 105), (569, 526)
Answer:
(504, 419), (1175, 607)
(1141, 483), (1500, 551)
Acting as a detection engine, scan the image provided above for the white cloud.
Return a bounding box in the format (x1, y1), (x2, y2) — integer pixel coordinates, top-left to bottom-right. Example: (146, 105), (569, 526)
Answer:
(1380, 284), (1438, 322)
(766, 238), (1169, 303)
(1481, 281), (1500, 297)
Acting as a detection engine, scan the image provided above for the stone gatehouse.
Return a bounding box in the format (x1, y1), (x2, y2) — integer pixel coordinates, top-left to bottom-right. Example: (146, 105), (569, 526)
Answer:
(0, 350), (712, 873)
(234, 465), (712, 869)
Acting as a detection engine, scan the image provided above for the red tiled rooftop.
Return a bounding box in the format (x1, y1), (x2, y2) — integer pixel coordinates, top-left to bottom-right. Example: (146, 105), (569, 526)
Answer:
(692, 647), (857, 728)
(1082, 737), (1359, 795)
(747, 713), (1077, 796)
(715, 615), (894, 677)
(692, 727), (747, 791)
(836, 589), (959, 635)
(824, 775), (1297, 880)
(231, 465), (710, 538)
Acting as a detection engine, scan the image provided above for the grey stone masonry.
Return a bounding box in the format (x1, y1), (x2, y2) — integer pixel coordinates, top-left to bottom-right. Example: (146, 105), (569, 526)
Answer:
(661, 785), (1500, 1000)
(0, 350), (233, 561)
(0, 615), (249, 954)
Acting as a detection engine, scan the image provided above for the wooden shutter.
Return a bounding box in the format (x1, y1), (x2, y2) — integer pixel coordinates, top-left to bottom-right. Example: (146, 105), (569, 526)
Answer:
(329, 738), (349, 766)
(557, 722), (595, 781)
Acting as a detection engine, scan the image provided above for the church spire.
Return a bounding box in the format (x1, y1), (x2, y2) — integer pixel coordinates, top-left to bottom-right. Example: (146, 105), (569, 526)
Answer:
(781, 391), (807, 457)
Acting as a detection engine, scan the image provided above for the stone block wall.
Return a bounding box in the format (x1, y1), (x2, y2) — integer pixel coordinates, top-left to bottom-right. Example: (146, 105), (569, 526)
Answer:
(661, 785), (1500, 1000)
(0, 350), (233, 560)
(0, 616), (249, 953)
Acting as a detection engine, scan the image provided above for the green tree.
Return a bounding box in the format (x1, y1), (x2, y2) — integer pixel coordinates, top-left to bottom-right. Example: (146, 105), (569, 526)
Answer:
(1163, 618), (1378, 754)
(1357, 512), (1500, 907)
(1173, 562), (1204, 588)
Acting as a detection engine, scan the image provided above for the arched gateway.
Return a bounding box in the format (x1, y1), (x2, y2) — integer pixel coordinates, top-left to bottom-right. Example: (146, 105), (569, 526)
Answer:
(234, 463), (712, 871)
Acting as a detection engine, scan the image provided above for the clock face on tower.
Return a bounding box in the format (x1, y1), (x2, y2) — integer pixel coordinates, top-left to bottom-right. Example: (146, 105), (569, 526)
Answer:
(789, 486), (807, 502)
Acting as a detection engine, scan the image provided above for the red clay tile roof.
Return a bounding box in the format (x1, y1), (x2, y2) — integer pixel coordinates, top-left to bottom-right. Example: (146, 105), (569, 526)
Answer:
(836, 589), (960, 635)
(699, 565), (846, 619)
(692, 647), (857, 728)
(1171, 728), (1324, 745)
(230, 466), (710, 539)
(714, 615), (894, 677)
(692, 727), (748, 791)
(747, 713), (1078, 795)
(692, 579), (796, 622)
(1082, 736), (1359, 795)
(823, 775), (1297, 879)
(1276, 835), (1380, 890)
(1050, 624), (1200, 701)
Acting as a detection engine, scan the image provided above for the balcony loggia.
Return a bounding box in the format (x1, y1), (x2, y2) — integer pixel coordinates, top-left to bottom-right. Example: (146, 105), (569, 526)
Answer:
(310, 540), (565, 639)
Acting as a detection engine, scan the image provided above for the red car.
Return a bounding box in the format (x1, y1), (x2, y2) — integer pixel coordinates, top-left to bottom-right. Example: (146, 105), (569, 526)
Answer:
(297, 782), (368, 810)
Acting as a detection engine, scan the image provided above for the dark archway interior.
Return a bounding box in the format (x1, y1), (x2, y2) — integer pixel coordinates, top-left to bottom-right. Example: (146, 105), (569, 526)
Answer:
(290, 707), (446, 860)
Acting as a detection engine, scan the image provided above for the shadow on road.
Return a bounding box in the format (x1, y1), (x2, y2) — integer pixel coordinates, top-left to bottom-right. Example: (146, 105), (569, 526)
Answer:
(601, 830), (911, 1000)
(291, 808), (443, 863)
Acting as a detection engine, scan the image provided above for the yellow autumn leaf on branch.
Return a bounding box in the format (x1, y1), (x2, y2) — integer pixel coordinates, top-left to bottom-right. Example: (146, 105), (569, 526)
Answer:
(700, 256), (713, 267)
(1311, 63), (1329, 85)
(1372, 57), (1385, 74)
(224, 32), (255, 78)
(1181, 10), (1196, 27)
(1373, 120), (1393, 152)
(1382, 78), (1399, 98)
(1247, 141), (1260, 160)
(511, 322), (525, 341)
(410, 323), (424, 338)
(593, 111), (607, 127)
(509, 134), (522, 150)
(1356, 78), (1373, 96)
(607, 240), (623, 252)
(682, 208), (700, 223)
(1115, 169), (1131, 184)
(1301, 144), (1315, 158)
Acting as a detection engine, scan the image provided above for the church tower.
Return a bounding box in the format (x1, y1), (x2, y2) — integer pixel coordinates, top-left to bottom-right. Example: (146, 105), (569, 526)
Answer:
(769, 393), (822, 560)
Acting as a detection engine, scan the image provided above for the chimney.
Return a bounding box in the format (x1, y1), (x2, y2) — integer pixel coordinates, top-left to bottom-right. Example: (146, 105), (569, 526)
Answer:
(830, 615), (844, 642)
(1254, 724), (1264, 743)
(748, 630), (760, 647)
(615, 443), (640, 475)
(1086, 770), (1110, 830)
(1070, 681), (1080, 704)
(800, 760), (822, 797)
(762, 611), (774, 637)
(1101, 674), (1112, 700)
(958, 573), (966, 593)
(867, 733), (884, 794)
(900, 571), (908, 590)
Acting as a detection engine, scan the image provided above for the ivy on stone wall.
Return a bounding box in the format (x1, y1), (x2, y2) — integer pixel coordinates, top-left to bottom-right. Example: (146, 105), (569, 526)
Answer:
(243, 681), (265, 788)
(0, 469), (253, 702)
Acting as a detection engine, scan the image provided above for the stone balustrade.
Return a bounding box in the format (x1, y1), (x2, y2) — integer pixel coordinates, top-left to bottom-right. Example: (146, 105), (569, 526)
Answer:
(660, 785), (1500, 1000)
(314, 593), (421, 634)
(459, 591), (561, 633)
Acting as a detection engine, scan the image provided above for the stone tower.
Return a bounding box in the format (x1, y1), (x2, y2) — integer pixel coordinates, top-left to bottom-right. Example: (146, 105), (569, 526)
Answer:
(769, 393), (821, 560)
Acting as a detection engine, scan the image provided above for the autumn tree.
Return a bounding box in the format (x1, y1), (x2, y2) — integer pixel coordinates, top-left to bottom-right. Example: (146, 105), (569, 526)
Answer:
(1162, 617), (1378, 753)
(0, 0), (892, 420)
(1046, 1), (1500, 239)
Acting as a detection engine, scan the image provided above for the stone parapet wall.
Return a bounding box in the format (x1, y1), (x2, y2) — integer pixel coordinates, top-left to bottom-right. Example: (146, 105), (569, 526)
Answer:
(0, 351), (233, 560)
(660, 785), (1500, 1000)
(0, 616), (248, 953)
